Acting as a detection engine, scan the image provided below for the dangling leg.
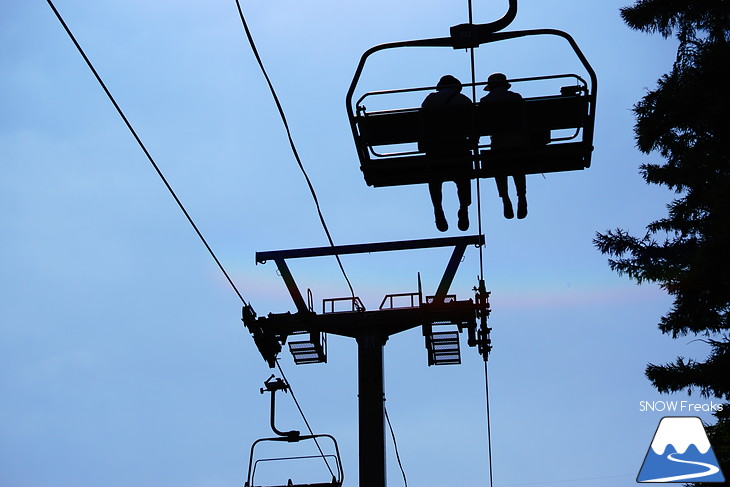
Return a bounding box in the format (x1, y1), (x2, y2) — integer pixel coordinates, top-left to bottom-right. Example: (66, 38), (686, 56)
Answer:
(429, 181), (448, 231)
(514, 173), (527, 219)
(495, 176), (514, 219)
(455, 178), (472, 231)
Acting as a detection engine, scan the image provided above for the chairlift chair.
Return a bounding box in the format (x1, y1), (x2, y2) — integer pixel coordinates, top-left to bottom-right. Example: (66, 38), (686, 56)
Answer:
(245, 377), (344, 487)
(346, 3), (597, 188)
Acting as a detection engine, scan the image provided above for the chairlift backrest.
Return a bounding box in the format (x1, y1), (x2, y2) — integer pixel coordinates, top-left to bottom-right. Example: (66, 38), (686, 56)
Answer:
(360, 89), (588, 145)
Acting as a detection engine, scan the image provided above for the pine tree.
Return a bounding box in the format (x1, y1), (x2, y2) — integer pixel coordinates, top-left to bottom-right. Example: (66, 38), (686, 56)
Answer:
(594, 1), (729, 482)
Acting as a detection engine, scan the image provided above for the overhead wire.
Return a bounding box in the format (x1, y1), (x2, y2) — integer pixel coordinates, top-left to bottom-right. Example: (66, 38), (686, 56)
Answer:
(384, 404), (408, 487)
(47, 3), (351, 484)
(483, 361), (495, 487)
(468, 0), (486, 282)
(228, 6), (356, 472)
(232, 0), (359, 303)
(276, 360), (337, 479)
(45, 0), (248, 307)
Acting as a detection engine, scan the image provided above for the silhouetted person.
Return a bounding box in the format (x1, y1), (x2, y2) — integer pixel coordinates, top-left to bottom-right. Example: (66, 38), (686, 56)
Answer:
(480, 72), (528, 219)
(420, 75), (473, 232)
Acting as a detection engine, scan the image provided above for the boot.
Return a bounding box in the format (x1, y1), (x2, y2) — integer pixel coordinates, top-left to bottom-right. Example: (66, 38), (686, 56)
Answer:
(517, 195), (528, 219)
(502, 197), (514, 219)
(435, 208), (448, 232)
(457, 207), (469, 231)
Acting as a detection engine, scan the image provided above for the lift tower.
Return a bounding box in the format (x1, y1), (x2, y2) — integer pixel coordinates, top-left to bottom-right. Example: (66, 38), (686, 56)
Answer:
(242, 235), (492, 487)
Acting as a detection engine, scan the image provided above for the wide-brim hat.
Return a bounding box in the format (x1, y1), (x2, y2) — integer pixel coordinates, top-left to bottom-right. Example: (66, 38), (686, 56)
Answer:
(437, 74), (462, 92)
(484, 72), (510, 90)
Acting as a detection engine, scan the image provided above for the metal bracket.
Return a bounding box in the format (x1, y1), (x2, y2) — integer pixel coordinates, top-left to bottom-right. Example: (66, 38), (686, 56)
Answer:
(261, 376), (300, 440)
(256, 235), (484, 313)
(450, 0), (518, 48)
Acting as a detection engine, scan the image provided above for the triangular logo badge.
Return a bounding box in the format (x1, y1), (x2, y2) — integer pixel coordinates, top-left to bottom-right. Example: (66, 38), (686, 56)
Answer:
(638, 416), (725, 483)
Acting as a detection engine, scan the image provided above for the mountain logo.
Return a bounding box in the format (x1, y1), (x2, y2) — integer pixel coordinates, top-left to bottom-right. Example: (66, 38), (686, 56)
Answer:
(637, 416), (725, 483)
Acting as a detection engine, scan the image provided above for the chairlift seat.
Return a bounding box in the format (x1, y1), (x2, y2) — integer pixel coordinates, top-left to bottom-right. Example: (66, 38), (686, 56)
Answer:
(355, 92), (592, 187)
(358, 108), (421, 147)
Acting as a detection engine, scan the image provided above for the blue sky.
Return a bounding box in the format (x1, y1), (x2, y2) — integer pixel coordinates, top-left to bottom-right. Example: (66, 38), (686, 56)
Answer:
(1, 1), (722, 486)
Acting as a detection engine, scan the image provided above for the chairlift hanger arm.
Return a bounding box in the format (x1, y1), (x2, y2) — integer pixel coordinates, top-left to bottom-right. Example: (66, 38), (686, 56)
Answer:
(262, 378), (301, 439)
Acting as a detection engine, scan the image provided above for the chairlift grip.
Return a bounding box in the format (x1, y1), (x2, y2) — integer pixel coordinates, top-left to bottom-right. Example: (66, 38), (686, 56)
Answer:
(450, 0), (517, 48)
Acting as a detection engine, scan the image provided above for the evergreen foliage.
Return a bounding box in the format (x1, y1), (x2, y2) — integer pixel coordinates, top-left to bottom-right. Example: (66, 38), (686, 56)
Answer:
(594, 1), (729, 482)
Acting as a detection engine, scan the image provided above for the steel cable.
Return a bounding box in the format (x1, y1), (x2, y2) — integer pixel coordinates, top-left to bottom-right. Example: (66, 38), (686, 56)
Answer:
(384, 404), (409, 487)
(45, 0), (248, 306)
(233, 0), (359, 304)
(467, 2), (494, 486)
(276, 360), (337, 479)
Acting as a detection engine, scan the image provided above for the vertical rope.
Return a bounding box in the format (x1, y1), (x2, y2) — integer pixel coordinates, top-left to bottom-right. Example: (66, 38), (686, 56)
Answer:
(466, 0), (486, 282)
(384, 404), (408, 487)
(467, 6), (493, 487)
(484, 360), (494, 487)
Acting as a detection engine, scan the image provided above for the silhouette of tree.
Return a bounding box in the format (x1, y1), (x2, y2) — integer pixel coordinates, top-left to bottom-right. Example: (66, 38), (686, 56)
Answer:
(594, 1), (729, 482)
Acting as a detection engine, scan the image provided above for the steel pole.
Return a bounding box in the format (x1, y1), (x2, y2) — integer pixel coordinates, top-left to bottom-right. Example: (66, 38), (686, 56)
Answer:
(357, 334), (386, 487)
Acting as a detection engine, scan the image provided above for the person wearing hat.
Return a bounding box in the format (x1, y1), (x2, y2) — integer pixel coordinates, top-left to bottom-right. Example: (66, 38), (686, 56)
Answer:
(480, 72), (528, 219)
(420, 74), (473, 232)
